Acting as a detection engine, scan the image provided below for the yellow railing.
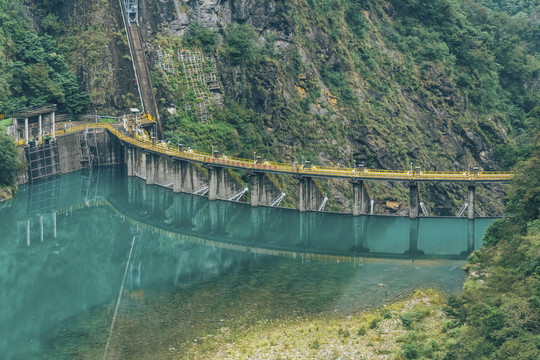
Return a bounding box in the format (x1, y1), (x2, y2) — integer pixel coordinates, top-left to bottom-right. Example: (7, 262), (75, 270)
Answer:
(227, 168), (245, 186)
(313, 178), (325, 196)
(36, 122), (512, 182)
(194, 163), (208, 176)
(266, 173), (282, 192)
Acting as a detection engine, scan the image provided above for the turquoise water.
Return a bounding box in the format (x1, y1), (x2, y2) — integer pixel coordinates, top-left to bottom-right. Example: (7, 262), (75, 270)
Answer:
(0, 168), (495, 359)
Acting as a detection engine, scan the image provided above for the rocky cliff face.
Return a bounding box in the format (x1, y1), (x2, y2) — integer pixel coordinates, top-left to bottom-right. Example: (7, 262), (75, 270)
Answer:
(36, 0), (532, 215)
(144, 0), (292, 36)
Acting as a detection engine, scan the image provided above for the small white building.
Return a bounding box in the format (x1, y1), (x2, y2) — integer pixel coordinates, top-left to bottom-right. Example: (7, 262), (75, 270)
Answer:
(12, 104), (57, 145)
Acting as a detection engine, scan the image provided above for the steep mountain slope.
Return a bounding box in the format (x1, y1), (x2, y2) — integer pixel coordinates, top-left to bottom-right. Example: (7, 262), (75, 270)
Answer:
(10, 0), (540, 213)
(0, 0), (89, 113)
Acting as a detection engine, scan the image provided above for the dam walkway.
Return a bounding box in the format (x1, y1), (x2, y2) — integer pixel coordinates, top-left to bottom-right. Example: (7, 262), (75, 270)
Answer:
(52, 118), (512, 219)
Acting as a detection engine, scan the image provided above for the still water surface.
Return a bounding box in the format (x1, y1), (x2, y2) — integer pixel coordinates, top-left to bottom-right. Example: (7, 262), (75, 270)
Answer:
(0, 167), (495, 359)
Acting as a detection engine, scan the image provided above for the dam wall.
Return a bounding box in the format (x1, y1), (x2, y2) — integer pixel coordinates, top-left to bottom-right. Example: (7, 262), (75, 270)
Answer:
(17, 129), (123, 185)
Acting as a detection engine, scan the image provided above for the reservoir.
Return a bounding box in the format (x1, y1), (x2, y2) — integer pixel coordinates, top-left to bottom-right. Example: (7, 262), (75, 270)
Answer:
(0, 167), (495, 359)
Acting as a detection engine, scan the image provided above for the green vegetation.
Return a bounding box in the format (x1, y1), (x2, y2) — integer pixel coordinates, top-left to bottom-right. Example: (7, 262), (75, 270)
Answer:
(223, 23), (259, 66)
(481, 0), (538, 15)
(0, 0), (89, 115)
(0, 118), (20, 199)
(183, 22), (219, 52)
(178, 289), (454, 359)
(0, 131), (20, 189)
(154, 0), (538, 211)
(0, 118), (12, 132)
(444, 128), (539, 359)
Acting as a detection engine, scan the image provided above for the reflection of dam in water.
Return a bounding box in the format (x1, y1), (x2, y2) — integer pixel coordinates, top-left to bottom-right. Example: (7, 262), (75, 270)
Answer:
(119, 165), (491, 260)
(17, 166), (493, 260)
(0, 167), (496, 359)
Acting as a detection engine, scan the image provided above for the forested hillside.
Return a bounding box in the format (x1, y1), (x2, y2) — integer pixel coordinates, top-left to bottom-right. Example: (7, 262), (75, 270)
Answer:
(0, 0), (89, 114)
(444, 127), (539, 359)
(2, 0), (539, 212)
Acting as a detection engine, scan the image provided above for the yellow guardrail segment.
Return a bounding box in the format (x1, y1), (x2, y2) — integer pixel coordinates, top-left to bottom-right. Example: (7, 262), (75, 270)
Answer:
(227, 168), (244, 186)
(42, 121), (512, 182)
(313, 178), (325, 196)
(266, 173), (282, 192)
(194, 163), (209, 176)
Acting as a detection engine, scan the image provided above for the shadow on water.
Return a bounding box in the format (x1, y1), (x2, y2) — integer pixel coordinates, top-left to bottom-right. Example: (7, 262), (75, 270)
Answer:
(0, 167), (497, 359)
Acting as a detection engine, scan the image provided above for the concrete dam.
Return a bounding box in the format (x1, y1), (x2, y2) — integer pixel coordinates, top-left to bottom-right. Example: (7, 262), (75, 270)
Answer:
(12, 110), (511, 220)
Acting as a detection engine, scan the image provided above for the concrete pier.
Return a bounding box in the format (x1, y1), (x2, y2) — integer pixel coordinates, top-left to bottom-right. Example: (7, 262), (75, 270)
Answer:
(251, 172), (260, 207)
(126, 148), (134, 176)
(207, 166), (245, 200)
(154, 155), (173, 187)
(467, 184), (476, 220)
(173, 160), (183, 193)
(130, 154), (208, 195)
(409, 182), (419, 219)
(135, 149), (146, 178)
(299, 177), (326, 212)
(251, 172), (283, 207)
(208, 167), (219, 200)
(145, 153), (155, 185)
(182, 162), (207, 194)
(352, 180), (370, 216)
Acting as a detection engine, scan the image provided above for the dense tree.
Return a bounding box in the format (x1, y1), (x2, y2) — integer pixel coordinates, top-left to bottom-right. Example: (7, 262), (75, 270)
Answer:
(223, 24), (257, 65)
(0, 0), (89, 115)
(445, 126), (540, 359)
(183, 22), (219, 52)
(0, 131), (20, 187)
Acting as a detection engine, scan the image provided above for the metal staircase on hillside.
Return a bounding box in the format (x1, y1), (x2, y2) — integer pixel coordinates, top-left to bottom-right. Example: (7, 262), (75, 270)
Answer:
(193, 184), (209, 196)
(227, 187), (248, 201)
(120, 0), (163, 137)
(318, 196), (328, 212)
(398, 201), (429, 217)
(456, 202), (487, 217)
(270, 192), (286, 207)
